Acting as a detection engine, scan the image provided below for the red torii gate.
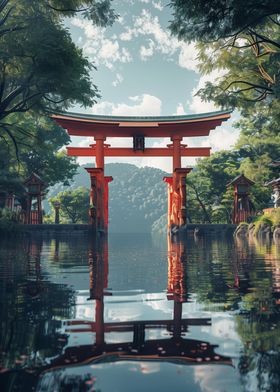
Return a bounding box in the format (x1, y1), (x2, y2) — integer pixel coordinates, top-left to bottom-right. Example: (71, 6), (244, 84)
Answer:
(52, 110), (231, 232)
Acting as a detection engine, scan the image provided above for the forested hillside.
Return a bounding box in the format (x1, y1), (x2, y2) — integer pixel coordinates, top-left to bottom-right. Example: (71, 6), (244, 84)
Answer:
(47, 163), (168, 232)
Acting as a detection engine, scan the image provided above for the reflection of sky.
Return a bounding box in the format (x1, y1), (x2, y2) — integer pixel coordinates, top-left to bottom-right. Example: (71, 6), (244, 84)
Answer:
(35, 234), (249, 392)
(194, 366), (240, 392)
(39, 361), (241, 392)
(70, 291), (242, 359)
(40, 235), (243, 365)
(3, 228), (280, 392)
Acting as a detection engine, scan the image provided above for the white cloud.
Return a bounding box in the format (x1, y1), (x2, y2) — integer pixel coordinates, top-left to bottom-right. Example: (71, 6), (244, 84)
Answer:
(118, 9), (199, 72)
(189, 95), (217, 114)
(112, 73), (123, 87)
(152, 1), (163, 11)
(89, 101), (114, 115)
(92, 94), (162, 116)
(133, 10), (199, 71)
(140, 39), (155, 60)
(78, 137), (93, 147)
(202, 126), (239, 151)
(71, 17), (132, 69)
(174, 103), (185, 115)
(178, 42), (199, 71)
(188, 70), (226, 113)
(119, 29), (134, 41)
(134, 10), (176, 55)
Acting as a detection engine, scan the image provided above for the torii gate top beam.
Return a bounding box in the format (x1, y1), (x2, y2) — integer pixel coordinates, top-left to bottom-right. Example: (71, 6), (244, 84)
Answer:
(52, 110), (231, 138)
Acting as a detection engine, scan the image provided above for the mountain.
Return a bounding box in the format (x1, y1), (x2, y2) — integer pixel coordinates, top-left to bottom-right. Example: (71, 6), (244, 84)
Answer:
(46, 163), (169, 233)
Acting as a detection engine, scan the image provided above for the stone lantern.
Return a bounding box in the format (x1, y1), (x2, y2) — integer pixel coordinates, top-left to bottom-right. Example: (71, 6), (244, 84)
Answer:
(52, 200), (61, 224)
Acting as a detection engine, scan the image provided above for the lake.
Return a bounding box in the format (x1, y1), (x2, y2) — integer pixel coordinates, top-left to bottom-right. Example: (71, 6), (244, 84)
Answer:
(0, 232), (280, 391)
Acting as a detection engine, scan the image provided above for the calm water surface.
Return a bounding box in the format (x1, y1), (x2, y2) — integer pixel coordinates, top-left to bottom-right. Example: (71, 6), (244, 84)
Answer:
(0, 232), (280, 391)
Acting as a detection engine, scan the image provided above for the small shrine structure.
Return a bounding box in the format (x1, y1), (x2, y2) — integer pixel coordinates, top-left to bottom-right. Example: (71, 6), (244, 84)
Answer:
(52, 110), (231, 232)
(227, 174), (255, 224)
(24, 173), (46, 224)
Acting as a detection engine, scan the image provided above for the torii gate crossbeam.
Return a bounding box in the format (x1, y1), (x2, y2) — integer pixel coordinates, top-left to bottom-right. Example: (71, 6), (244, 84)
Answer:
(67, 146), (211, 157)
(52, 110), (231, 232)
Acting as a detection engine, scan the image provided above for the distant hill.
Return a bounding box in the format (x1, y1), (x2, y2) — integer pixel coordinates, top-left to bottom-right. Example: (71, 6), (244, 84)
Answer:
(46, 163), (169, 233)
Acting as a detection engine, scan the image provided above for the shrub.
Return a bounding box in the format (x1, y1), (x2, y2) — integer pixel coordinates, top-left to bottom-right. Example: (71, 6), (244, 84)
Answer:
(0, 208), (21, 233)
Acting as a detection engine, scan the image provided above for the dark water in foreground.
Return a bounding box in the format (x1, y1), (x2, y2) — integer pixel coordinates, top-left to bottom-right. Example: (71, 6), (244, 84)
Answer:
(0, 232), (280, 392)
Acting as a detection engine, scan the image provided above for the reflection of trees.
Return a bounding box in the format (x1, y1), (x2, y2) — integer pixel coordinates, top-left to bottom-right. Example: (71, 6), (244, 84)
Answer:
(183, 234), (280, 392)
(225, 236), (280, 392)
(185, 236), (254, 307)
(0, 237), (76, 370)
(37, 370), (96, 392)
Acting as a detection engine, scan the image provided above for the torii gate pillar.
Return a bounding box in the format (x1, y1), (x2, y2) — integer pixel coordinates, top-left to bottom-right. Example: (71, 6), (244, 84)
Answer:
(164, 136), (192, 231)
(85, 168), (113, 232)
(164, 168), (192, 231)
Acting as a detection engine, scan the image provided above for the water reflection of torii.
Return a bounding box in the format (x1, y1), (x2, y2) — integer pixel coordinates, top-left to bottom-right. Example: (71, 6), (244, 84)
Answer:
(58, 236), (231, 367)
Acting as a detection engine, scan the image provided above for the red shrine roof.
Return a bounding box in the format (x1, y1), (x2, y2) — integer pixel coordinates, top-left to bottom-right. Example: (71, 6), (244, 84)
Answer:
(52, 110), (231, 138)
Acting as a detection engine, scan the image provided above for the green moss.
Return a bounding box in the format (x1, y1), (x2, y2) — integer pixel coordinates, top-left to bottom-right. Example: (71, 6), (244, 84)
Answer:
(239, 221), (249, 226)
(270, 209), (280, 226)
(253, 216), (273, 236)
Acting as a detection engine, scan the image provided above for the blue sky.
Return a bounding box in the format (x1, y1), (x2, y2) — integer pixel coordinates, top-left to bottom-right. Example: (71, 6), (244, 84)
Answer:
(67, 0), (239, 172)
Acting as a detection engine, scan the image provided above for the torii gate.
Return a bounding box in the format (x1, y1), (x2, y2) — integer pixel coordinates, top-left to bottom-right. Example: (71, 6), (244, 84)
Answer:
(52, 110), (231, 232)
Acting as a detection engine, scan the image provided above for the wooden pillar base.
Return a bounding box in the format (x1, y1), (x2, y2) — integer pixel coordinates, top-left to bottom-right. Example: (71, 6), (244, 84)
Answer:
(85, 168), (113, 232)
(164, 168), (192, 232)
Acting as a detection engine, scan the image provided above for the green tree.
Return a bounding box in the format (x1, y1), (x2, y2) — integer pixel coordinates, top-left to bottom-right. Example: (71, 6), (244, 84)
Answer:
(169, 1), (280, 42)
(186, 171), (213, 223)
(169, 1), (280, 109)
(185, 151), (240, 223)
(0, 113), (78, 199)
(49, 187), (90, 223)
(0, 0), (116, 149)
(234, 105), (280, 209)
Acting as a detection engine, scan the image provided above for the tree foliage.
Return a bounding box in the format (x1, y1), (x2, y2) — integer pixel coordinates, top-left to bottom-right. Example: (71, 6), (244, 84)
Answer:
(0, 0), (116, 149)
(0, 113), (78, 198)
(168, 0), (280, 223)
(49, 186), (90, 223)
(185, 115), (280, 223)
(46, 0), (117, 26)
(169, 0), (280, 109)
(186, 151), (239, 223)
(169, 1), (280, 42)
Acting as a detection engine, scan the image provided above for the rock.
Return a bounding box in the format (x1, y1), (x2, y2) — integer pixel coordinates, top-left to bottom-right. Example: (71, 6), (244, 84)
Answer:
(234, 223), (248, 237)
(273, 226), (280, 242)
(194, 227), (203, 237)
(256, 222), (272, 238)
(248, 223), (255, 237)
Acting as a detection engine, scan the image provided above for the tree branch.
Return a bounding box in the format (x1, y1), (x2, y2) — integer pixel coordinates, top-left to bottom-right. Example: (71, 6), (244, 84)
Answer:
(248, 28), (280, 50)
(47, 2), (89, 13)
(268, 16), (280, 27)
(224, 80), (273, 92)
(1, 124), (19, 159)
